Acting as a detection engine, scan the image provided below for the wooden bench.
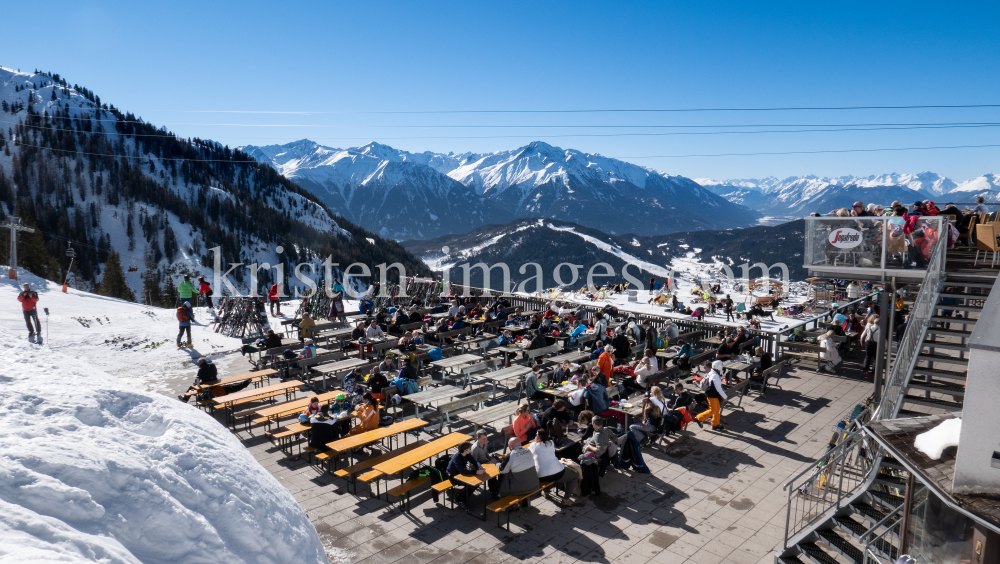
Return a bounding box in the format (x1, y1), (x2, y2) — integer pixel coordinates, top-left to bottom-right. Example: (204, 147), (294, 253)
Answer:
(524, 344), (561, 363)
(461, 402), (517, 433)
(429, 326), (471, 344)
(182, 369), (276, 398)
(245, 390), (346, 433)
(332, 440), (426, 494)
(318, 418), (428, 469)
(385, 476), (431, 512)
(725, 378), (752, 409)
(431, 392), (489, 432)
(487, 481), (557, 530)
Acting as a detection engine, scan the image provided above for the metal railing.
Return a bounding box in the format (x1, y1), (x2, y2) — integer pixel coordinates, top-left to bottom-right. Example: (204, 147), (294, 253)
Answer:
(803, 215), (946, 274)
(780, 217), (949, 549)
(862, 504), (904, 564)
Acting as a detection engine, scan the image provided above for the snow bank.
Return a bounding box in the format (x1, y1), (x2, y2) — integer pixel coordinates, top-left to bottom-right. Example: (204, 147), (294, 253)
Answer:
(914, 417), (962, 460)
(0, 329), (328, 564)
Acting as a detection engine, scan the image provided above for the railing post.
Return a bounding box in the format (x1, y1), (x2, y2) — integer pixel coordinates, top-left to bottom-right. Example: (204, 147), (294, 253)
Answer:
(784, 485), (792, 549)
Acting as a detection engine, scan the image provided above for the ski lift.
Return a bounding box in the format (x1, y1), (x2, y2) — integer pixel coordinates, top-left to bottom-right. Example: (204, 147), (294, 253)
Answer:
(62, 244), (77, 293)
(128, 256), (139, 273)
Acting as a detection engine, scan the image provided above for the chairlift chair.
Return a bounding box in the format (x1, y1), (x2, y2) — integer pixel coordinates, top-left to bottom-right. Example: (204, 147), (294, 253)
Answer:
(128, 257), (139, 273)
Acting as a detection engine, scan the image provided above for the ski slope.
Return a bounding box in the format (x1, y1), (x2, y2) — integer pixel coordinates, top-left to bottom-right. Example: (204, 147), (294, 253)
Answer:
(0, 271), (328, 563)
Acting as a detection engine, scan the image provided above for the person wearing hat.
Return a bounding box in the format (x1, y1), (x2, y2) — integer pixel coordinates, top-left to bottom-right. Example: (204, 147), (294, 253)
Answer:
(908, 201), (926, 216)
(695, 360), (728, 430)
(177, 275), (199, 321)
(610, 328), (631, 364)
(178, 358), (218, 402)
(298, 338), (316, 359)
(17, 282), (41, 340)
(308, 404), (342, 450)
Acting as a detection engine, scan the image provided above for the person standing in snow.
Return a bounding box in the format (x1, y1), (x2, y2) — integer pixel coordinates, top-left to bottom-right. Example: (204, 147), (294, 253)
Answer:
(176, 305), (193, 348)
(177, 275), (199, 321)
(198, 277), (213, 308)
(268, 283), (281, 316)
(18, 283), (42, 340)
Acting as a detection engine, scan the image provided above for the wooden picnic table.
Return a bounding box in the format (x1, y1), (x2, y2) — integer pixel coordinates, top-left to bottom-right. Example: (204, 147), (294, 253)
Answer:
(608, 399), (643, 428)
(462, 402), (517, 431)
(325, 418), (428, 463)
(368, 431), (471, 490)
(453, 463), (500, 520)
(702, 336), (724, 346)
(429, 313), (451, 319)
(251, 390), (344, 430)
(404, 385), (467, 416)
(213, 380), (304, 426)
(477, 365), (532, 399)
(546, 351), (589, 365)
(311, 357), (370, 389)
(431, 354), (482, 372)
(186, 368), (276, 396)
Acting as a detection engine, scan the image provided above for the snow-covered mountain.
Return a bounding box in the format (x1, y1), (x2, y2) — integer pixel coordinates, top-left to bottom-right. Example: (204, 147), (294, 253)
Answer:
(697, 172), (998, 222)
(0, 67), (430, 298)
(242, 140), (759, 239)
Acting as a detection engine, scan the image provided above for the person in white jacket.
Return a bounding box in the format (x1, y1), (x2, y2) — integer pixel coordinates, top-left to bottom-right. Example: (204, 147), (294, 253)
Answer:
(634, 357), (657, 388)
(695, 360), (728, 430)
(819, 330), (842, 373)
(860, 316), (880, 376)
(528, 429), (579, 505)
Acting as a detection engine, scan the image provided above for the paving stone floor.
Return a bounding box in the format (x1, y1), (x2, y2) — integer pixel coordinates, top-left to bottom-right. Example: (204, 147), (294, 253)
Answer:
(208, 357), (874, 564)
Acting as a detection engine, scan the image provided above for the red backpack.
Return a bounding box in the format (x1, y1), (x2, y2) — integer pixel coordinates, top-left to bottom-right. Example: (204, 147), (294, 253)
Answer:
(177, 307), (190, 322)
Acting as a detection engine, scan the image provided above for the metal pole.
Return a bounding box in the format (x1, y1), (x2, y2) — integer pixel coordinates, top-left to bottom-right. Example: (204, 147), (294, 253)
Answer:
(879, 278), (898, 403)
(872, 287), (890, 403)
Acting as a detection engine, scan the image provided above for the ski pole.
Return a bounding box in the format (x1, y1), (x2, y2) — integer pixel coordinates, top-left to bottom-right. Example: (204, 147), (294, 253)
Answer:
(44, 307), (49, 342)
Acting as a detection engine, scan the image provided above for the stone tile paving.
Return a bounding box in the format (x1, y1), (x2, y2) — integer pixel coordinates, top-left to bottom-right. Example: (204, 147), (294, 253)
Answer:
(194, 359), (872, 564)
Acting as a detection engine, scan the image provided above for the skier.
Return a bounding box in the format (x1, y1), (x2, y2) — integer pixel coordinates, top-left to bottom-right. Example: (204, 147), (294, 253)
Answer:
(176, 305), (193, 348)
(198, 277), (213, 308)
(177, 275), (199, 321)
(18, 283), (42, 342)
(268, 283), (281, 316)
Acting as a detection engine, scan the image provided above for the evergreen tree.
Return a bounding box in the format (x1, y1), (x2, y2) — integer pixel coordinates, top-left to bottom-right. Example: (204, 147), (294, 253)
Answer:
(97, 250), (135, 301)
(13, 200), (61, 281)
(163, 222), (177, 262)
(161, 276), (179, 308)
(140, 252), (161, 306)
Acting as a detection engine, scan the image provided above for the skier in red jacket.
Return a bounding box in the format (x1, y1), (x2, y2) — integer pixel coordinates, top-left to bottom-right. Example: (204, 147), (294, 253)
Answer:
(268, 283), (281, 316)
(18, 283), (42, 340)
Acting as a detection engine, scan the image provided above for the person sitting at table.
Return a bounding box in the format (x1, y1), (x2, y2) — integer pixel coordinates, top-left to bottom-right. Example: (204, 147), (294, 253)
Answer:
(673, 338), (695, 371)
(528, 429), (579, 506)
(366, 368), (390, 403)
(666, 382), (694, 412)
(450, 314), (466, 330)
(583, 416), (619, 478)
(349, 393), (380, 436)
(568, 375), (589, 414)
(366, 319), (386, 340)
(527, 314), (541, 331)
(750, 345), (773, 384)
(634, 357), (657, 390)
(523, 365), (549, 404)
(715, 336), (738, 361)
(377, 354), (398, 375)
(456, 305), (468, 320)
(178, 357), (219, 402)
(540, 399), (573, 436)
(397, 356), (419, 382)
(350, 321), (366, 341)
(447, 441), (486, 507)
(471, 429), (499, 465)
(589, 340), (605, 361)
(597, 344), (614, 383)
(303, 396), (321, 417)
(539, 317), (555, 336)
(308, 404), (344, 451)
(298, 338), (316, 360)
(489, 436), (538, 502)
(397, 332), (417, 352)
(505, 314), (518, 327)
(527, 329), (548, 351)
(410, 330), (425, 346)
(733, 326), (753, 351)
(498, 329), (515, 347)
(298, 313), (317, 341)
(629, 398), (663, 445)
(611, 329), (631, 365)
(374, 309), (389, 331)
(553, 360), (574, 383)
(513, 403), (540, 442)
(263, 329), (283, 349)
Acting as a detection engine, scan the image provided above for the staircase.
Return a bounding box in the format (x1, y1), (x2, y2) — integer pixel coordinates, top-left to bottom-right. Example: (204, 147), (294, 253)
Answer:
(776, 243), (996, 564)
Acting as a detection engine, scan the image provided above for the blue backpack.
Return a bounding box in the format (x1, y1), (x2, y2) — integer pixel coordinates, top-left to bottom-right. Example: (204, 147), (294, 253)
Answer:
(402, 379), (419, 395)
(427, 347), (443, 361)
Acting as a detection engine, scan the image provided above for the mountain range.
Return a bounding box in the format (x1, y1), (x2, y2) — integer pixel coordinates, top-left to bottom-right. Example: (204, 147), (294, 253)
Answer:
(0, 67), (429, 299)
(696, 172), (1000, 223)
(241, 140), (759, 240)
(401, 218), (806, 292)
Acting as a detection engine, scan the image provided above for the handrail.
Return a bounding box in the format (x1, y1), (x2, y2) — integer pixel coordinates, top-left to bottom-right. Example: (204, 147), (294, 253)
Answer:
(862, 504), (904, 564)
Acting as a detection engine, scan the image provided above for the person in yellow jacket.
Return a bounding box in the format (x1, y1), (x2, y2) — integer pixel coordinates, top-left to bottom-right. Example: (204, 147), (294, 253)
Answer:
(297, 313), (317, 341)
(349, 393), (380, 435)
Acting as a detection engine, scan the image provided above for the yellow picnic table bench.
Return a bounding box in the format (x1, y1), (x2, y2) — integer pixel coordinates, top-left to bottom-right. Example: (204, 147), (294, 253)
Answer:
(212, 380), (303, 427)
(316, 418), (428, 471)
(359, 432), (470, 501)
(245, 389), (344, 433)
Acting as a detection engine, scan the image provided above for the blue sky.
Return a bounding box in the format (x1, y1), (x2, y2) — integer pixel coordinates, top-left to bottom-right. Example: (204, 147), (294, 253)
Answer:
(3, 1), (998, 180)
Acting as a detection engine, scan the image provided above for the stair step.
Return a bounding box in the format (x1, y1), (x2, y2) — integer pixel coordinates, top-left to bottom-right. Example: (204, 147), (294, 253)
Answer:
(797, 542), (841, 564)
(907, 379), (965, 396)
(938, 292), (989, 299)
(925, 327), (973, 338)
(833, 516), (899, 560)
(930, 316), (977, 325)
(911, 366), (968, 382)
(778, 557), (807, 564)
(916, 353), (968, 366)
(851, 501), (893, 527)
(936, 304), (982, 312)
(880, 456), (905, 471)
(817, 529), (863, 564)
(868, 490), (905, 510)
(872, 469), (907, 488)
(942, 280), (995, 289)
(920, 342), (969, 352)
(903, 394), (963, 411)
(896, 408), (925, 417)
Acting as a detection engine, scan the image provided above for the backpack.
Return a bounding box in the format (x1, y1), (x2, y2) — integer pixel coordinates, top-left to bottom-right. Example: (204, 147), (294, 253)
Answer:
(379, 415), (394, 427)
(427, 347), (443, 361)
(402, 379), (419, 395)
(176, 307), (190, 322)
(602, 305), (619, 317)
(699, 373), (713, 392)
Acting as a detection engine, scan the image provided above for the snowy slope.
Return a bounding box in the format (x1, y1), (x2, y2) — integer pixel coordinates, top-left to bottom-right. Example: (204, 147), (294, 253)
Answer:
(0, 273), (328, 564)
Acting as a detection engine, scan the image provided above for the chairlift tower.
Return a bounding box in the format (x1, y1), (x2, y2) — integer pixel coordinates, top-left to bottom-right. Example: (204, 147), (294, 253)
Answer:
(2, 216), (36, 280)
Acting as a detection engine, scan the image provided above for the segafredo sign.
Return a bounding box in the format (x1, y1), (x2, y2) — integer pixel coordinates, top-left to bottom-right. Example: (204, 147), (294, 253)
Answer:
(828, 228), (863, 249)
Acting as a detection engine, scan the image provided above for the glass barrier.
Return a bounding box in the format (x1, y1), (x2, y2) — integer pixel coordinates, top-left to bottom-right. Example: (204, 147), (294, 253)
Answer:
(804, 216), (947, 274)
